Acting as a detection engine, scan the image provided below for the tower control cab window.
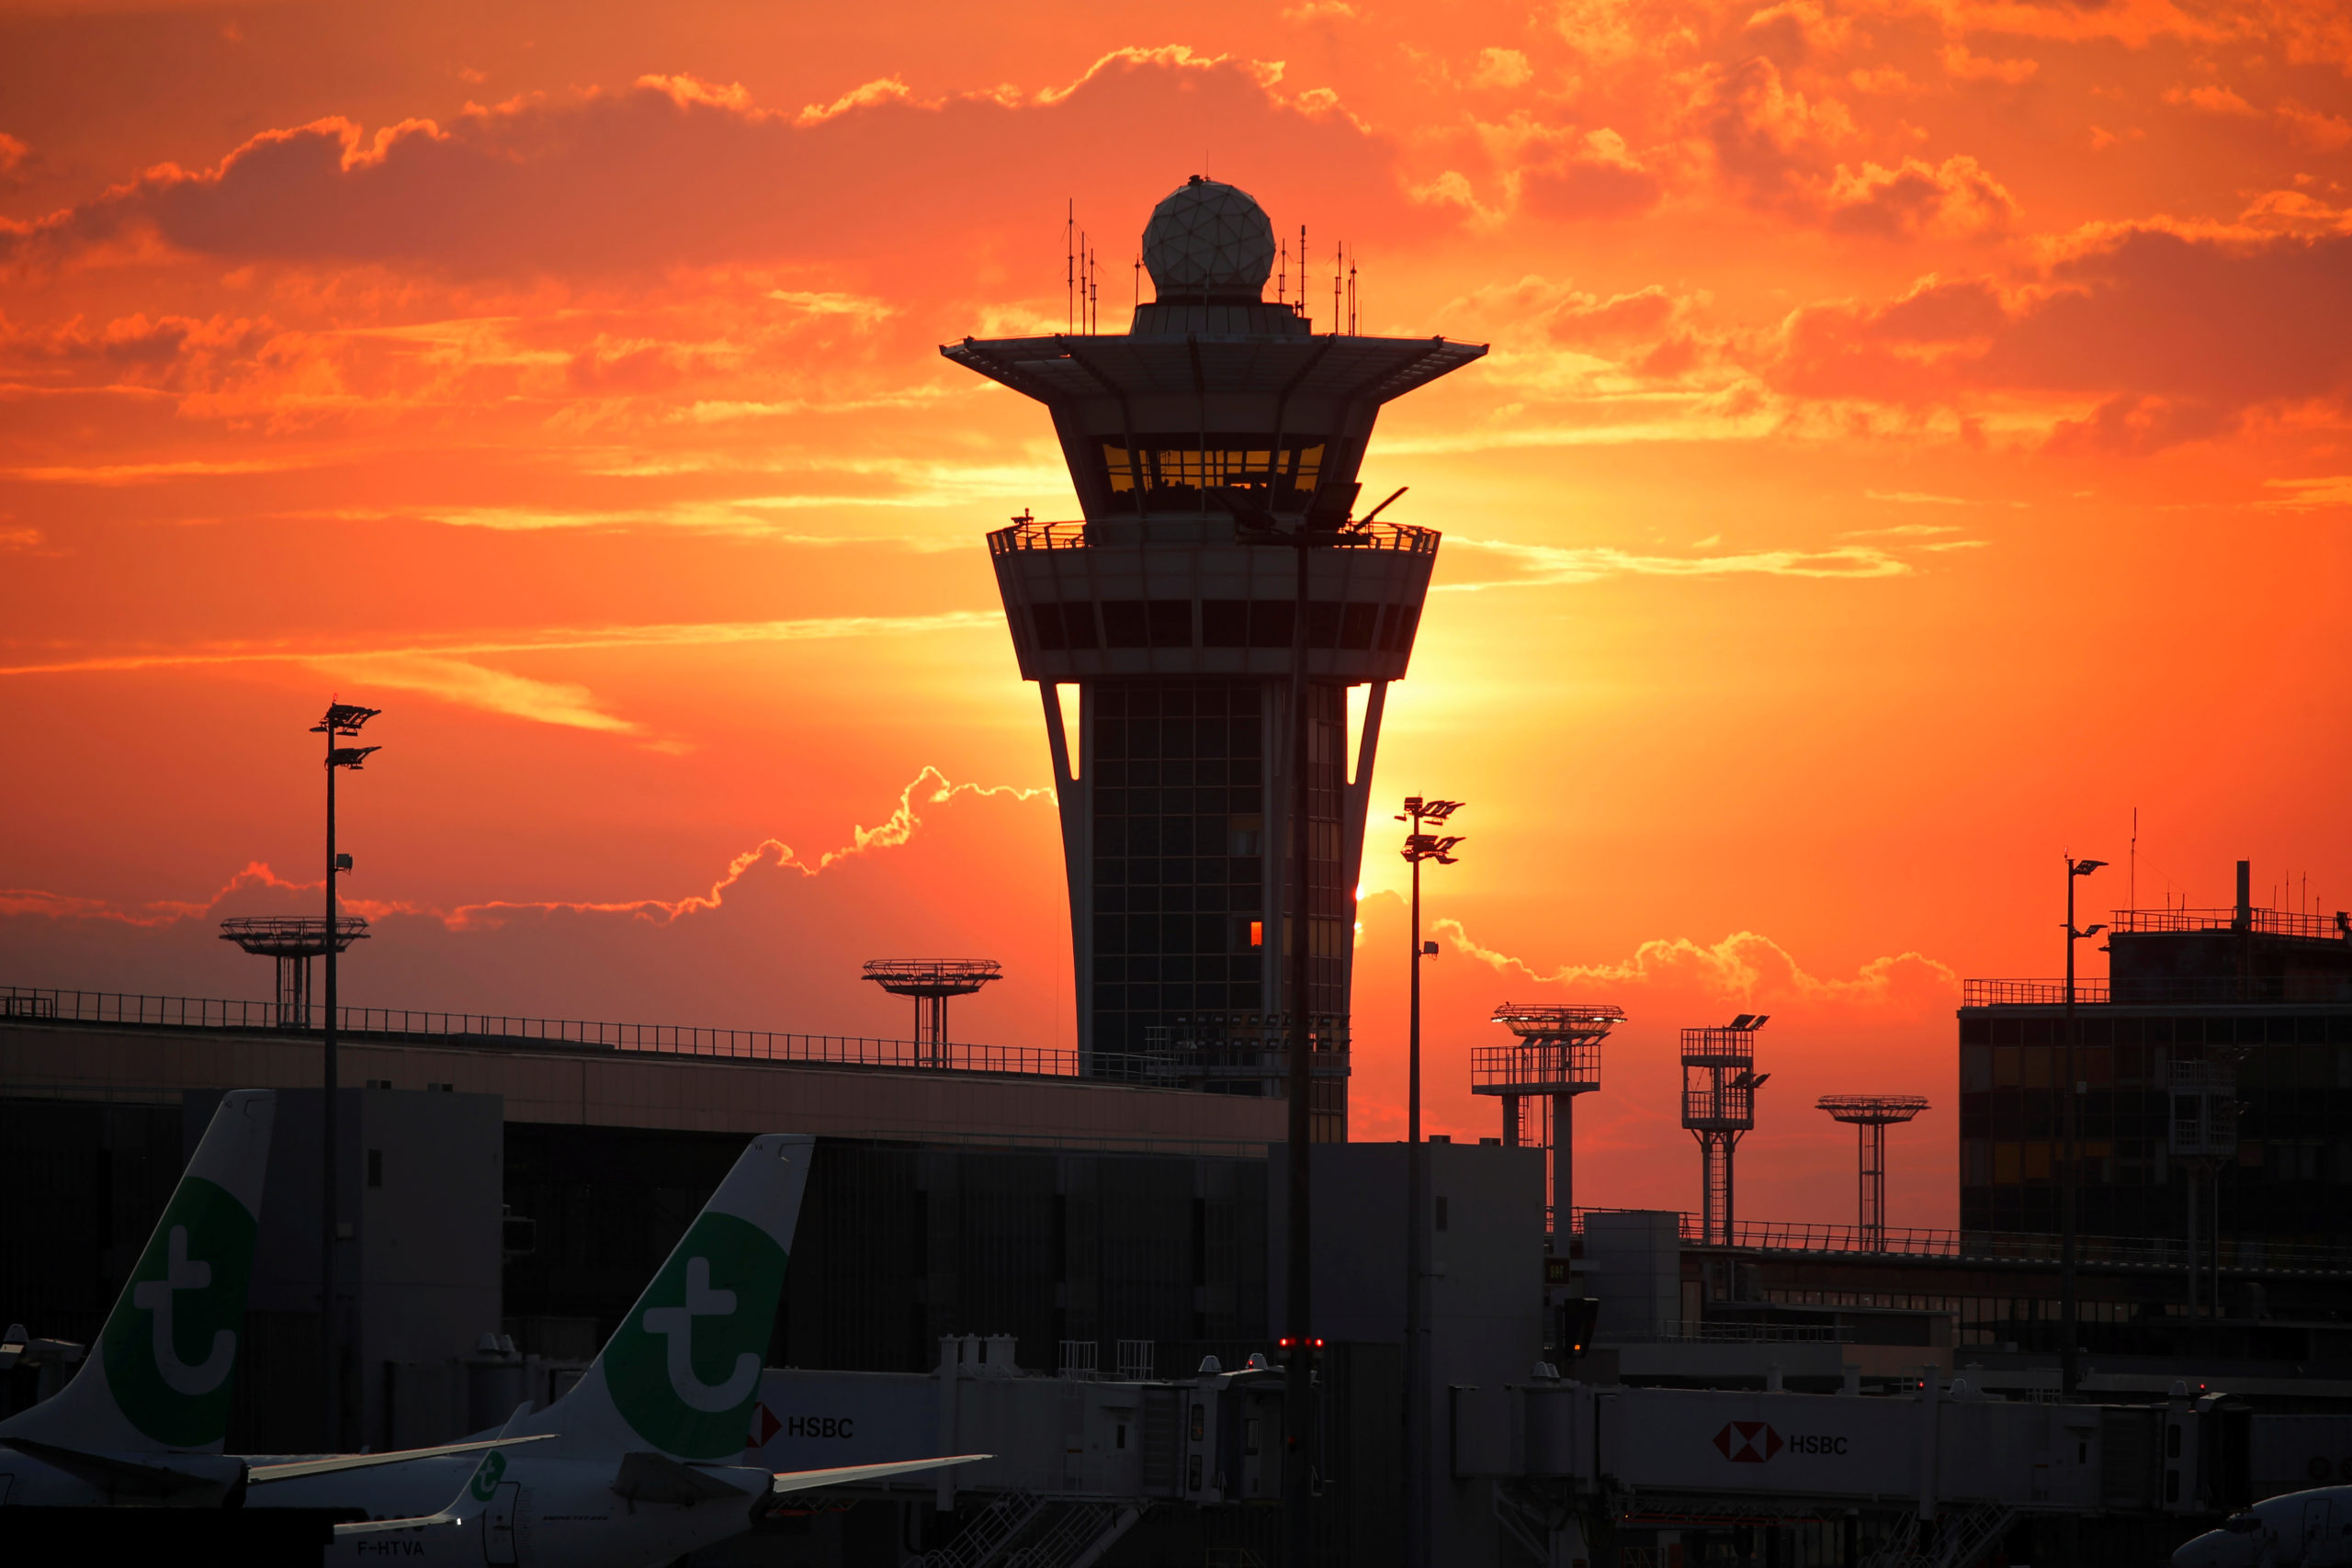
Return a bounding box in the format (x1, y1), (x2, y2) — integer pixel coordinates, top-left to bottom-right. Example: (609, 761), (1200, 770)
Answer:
(1100, 434), (1327, 509)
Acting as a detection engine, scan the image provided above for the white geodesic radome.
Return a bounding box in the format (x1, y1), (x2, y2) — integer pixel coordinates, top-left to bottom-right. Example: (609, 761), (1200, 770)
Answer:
(1141, 177), (1277, 299)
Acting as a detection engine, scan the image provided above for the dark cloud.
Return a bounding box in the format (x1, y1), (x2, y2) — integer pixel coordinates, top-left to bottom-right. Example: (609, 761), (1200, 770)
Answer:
(1518, 143), (1662, 219)
(1770, 226), (2352, 448)
(1, 52), (1409, 281)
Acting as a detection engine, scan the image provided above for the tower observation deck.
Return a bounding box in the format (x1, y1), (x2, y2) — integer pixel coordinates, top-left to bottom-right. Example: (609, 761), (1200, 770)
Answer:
(945, 178), (1487, 1138)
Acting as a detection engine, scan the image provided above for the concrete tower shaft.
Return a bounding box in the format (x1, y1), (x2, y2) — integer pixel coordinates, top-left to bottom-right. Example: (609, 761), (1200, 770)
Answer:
(944, 180), (1487, 1138)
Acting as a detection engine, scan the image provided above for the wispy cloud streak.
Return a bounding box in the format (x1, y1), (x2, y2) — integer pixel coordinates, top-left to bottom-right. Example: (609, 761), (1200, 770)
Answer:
(1437, 537), (1925, 591)
(1, 767), (1053, 931)
(1433, 918), (1958, 1004)
(0, 610), (999, 680)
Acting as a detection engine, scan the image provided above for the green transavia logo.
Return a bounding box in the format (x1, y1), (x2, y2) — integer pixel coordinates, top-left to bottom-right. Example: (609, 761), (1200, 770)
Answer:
(99, 1176), (257, 1447)
(469, 1449), (508, 1501)
(603, 1212), (786, 1459)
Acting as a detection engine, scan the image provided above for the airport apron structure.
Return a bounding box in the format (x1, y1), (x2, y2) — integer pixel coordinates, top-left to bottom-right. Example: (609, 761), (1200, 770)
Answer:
(764, 1342), (2299, 1568)
(943, 177), (1487, 1138)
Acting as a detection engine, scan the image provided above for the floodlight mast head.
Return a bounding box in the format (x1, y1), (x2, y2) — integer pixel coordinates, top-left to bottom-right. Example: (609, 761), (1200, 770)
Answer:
(1401, 832), (1464, 865)
(313, 702), (380, 737)
(860, 959), (1005, 1065)
(1815, 1094), (1930, 1126)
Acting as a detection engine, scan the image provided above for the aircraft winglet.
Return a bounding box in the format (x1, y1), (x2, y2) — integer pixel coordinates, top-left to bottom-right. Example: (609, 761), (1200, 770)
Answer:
(247, 1431), (556, 1483)
(333, 1511), (460, 1537)
(771, 1453), (991, 1495)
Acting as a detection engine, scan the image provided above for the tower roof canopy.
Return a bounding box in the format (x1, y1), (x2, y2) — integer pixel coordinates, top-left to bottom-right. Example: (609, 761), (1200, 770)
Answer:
(944, 333), (1487, 409)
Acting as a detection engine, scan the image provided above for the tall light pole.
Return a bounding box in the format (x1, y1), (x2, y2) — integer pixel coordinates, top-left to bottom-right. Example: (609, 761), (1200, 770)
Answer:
(312, 700), (379, 1449)
(1231, 482), (1411, 1568)
(2062, 854), (2105, 1397)
(1397, 796), (1463, 1568)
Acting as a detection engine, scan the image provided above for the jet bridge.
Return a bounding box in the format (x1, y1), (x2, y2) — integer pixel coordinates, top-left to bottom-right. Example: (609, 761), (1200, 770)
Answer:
(750, 1341), (2264, 1568)
(1476, 1371), (2251, 1568)
(748, 1337), (1294, 1568)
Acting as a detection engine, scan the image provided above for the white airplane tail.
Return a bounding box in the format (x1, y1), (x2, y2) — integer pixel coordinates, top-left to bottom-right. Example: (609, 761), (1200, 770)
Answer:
(505, 1133), (813, 1461)
(0, 1089), (276, 1454)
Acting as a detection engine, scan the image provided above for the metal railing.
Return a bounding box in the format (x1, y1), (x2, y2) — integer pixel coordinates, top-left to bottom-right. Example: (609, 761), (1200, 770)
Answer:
(987, 516), (1438, 555)
(0, 983), (1355, 1095)
(1566, 1206), (2352, 1272)
(1962, 976), (2352, 1006)
(2109, 907), (2349, 940)
(1603, 1319), (1849, 1345)
(1470, 1042), (1600, 1093)
(0, 984), (1142, 1082)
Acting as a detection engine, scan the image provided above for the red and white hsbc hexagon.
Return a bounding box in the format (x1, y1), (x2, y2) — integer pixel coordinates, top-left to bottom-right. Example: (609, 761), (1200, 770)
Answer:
(1600, 1389), (1918, 1496)
(1714, 1421), (1784, 1462)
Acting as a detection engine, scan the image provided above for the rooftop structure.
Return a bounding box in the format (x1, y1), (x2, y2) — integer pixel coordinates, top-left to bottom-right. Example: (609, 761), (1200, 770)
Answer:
(1959, 857), (2352, 1303)
(944, 176), (1487, 1140)
(1681, 1014), (1769, 1246)
(861, 959), (1002, 1066)
(1815, 1094), (1929, 1251)
(1474, 1002), (1625, 1235)
(218, 914), (368, 1027)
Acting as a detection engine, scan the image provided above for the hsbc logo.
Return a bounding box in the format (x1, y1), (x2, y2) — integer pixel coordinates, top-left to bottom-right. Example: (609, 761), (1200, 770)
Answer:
(1713, 1422), (1849, 1462)
(1714, 1422), (1783, 1462)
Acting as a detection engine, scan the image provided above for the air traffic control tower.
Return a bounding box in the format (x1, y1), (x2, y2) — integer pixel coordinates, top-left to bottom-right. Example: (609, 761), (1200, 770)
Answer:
(944, 178), (1485, 1139)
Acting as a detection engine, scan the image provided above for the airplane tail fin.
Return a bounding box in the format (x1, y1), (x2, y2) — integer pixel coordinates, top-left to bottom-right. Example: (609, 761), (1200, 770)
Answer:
(507, 1134), (813, 1462)
(0, 1089), (276, 1454)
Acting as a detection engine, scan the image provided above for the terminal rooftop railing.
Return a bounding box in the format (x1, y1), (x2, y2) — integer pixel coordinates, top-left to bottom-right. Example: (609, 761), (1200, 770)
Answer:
(1564, 1205), (2352, 1274)
(0, 984), (1347, 1089)
(1962, 976), (2352, 1005)
(2, 984), (1082, 1080)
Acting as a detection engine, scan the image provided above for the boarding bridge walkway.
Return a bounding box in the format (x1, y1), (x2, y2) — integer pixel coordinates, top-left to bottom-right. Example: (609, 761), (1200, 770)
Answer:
(755, 1338), (2296, 1568)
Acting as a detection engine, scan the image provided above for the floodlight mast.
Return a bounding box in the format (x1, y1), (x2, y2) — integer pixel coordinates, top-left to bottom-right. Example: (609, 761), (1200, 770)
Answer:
(2061, 854), (2105, 1395)
(218, 916), (369, 1026)
(1815, 1094), (1929, 1249)
(859, 959), (1004, 1066)
(1681, 1014), (1769, 1246)
(310, 698), (379, 1450)
(1477, 1002), (1627, 1230)
(1396, 794), (1463, 1568)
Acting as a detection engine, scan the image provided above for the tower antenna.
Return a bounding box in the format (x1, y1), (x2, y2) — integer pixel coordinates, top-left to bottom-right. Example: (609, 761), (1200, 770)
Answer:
(1066, 198), (1075, 334)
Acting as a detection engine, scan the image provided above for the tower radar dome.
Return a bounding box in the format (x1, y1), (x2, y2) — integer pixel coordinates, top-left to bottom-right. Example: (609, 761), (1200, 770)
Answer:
(1142, 176), (1276, 300)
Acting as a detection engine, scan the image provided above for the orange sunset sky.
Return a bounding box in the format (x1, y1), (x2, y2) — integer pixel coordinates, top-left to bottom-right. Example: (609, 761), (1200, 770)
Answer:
(5, 0), (2350, 1231)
